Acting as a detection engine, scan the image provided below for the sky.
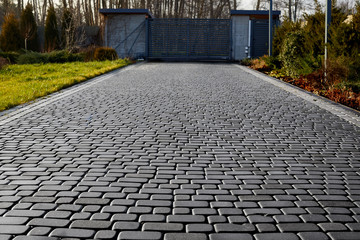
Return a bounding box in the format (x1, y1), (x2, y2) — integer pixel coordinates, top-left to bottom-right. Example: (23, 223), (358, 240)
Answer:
(237, 0), (354, 11)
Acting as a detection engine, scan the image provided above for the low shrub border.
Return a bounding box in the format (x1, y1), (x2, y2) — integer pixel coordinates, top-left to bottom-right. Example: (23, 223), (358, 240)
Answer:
(244, 58), (360, 111)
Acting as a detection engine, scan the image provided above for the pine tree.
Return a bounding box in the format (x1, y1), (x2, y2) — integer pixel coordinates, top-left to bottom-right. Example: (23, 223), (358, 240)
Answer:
(0, 13), (22, 51)
(20, 4), (38, 51)
(44, 6), (59, 52)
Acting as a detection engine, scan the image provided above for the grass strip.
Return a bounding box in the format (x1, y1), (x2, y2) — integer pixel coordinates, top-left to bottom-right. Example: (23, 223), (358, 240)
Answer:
(0, 59), (132, 112)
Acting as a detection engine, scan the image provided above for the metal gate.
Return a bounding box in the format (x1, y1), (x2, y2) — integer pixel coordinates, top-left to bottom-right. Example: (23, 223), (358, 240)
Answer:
(251, 19), (269, 58)
(147, 19), (231, 60)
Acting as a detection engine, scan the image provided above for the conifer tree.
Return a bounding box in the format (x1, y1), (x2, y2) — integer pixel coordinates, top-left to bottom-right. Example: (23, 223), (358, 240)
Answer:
(0, 13), (21, 51)
(20, 4), (38, 51)
(44, 6), (59, 52)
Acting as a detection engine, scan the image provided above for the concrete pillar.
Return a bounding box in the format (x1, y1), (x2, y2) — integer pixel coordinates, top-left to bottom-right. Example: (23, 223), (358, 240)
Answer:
(231, 15), (250, 61)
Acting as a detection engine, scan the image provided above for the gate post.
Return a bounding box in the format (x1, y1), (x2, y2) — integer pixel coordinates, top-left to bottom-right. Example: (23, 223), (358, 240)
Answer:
(145, 18), (149, 59)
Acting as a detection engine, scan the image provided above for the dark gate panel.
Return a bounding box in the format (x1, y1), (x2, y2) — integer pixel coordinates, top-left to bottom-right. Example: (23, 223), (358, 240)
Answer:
(251, 19), (269, 58)
(147, 19), (231, 60)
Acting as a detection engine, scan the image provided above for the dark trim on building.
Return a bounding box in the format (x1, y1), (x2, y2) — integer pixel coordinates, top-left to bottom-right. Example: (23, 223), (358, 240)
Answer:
(99, 9), (153, 18)
(230, 10), (281, 16)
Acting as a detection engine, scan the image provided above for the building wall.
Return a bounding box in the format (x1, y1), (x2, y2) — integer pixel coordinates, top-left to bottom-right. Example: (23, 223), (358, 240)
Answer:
(231, 15), (250, 61)
(105, 14), (147, 59)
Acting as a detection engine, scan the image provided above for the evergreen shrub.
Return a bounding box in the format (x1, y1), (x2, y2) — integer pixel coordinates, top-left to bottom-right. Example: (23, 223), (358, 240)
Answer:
(94, 47), (118, 61)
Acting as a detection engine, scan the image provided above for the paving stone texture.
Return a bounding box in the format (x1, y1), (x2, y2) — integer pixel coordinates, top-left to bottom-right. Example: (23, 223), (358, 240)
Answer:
(0, 62), (359, 240)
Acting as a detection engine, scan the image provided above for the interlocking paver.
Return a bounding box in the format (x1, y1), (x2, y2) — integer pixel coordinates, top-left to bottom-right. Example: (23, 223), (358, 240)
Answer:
(210, 233), (253, 240)
(70, 220), (112, 229)
(164, 233), (207, 240)
(118, 231), (162, 240)
(49, 228), (95, 238)
(0, 63), (359, 239)
(0, 226), (29, 234)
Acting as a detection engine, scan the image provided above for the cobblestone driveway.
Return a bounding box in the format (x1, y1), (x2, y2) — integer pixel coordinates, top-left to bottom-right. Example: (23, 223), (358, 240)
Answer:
(0, 63), (359, 240)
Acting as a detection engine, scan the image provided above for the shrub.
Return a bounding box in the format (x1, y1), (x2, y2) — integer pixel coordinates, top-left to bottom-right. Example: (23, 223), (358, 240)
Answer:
(250, 56), (271, 72)
(0, 13), (22, 52)
(45, 50), (84, 63)
(279, 31), (313, 78)
(324, 57), (349, 89)
(17, 51), (47, 64)
(322, 89), (360, 111)
(263, 55), (281, 70)
(0, 52), (20, 64)
(273, 20), (301, 57)
(240, 58), (252, 66)
(0, 57), (9, 69)
(94, 47), (118, 61)
(79, 45), (98, 61)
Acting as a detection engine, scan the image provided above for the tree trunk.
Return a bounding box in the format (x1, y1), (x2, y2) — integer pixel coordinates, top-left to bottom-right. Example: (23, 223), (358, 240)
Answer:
(256, 0), (260, 10)
(174, 0), (178, 18)
(41, 0), (48, 26)
(294, 0), (298, 22)
(289, 0), (292, 21)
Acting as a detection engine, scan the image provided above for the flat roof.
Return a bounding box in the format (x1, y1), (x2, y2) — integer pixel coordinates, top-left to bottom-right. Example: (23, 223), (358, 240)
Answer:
(231, 10), (281, 16)
(99, 9), (153, 18)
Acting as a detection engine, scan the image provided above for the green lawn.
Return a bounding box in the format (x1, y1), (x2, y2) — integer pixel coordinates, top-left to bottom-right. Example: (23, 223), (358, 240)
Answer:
(0, 59), (132, 112)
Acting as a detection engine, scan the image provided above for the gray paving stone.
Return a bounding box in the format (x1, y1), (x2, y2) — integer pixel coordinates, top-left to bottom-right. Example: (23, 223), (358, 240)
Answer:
(254, 233), (299, 240)
(214, 223), (256, 233)
(328, 232), (360, 240)
(0, 217), (28, 225)
(208, 216), (227, 224)
(0, 235), (11, 240)
(299, 214), (327, 223)
(248, 215), (275, 223)
(143, 223), (183, 231)
(13, 237), (57, 240)
(167, 215), (205, 223)
(138, 214), (165, 223)
(118, 231), (162, 240)
(113, 221), (140, 230)
(75, 198), (110, 205)
(71, 212), (91, 220)
(174, 201), (209, 208)
(0, 63), (360, 239)
(326, 214), (355, 223)
(164, 233), (207, 240)
(128, 206), (153, 214)
(318, 223), (348, 232)
(94, 230), (117, 239)
(346, 222), (360, 231)
(209, 233), (254, 240)
(274, 215), (301, 223)
(277, 223), (319, 232)
(0, 225), (29, 234)
(50, 228), (95, 238)
(5, 210), (45, 217)
(256, 224), (277, 232)
(70, 220), (112, 229)
(186, 223), (213, 233)
(27, 218), (70, 227)
(298, 232), (329, 240)
(44, 210), (72, 219)
(28, 227), (52, 236)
